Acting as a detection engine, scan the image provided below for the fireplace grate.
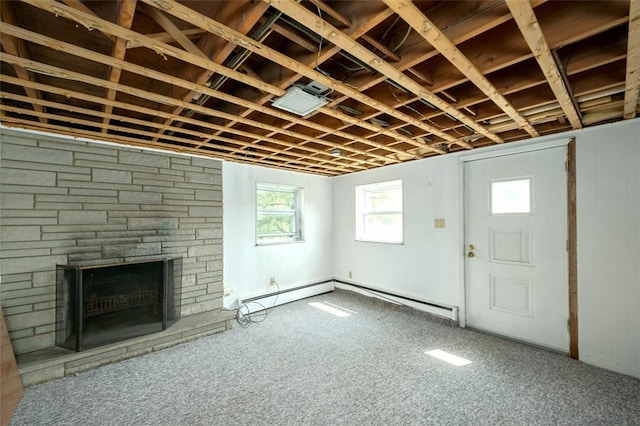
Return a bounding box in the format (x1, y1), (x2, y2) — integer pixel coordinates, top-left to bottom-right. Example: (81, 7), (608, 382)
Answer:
(84, 291), (157, 317)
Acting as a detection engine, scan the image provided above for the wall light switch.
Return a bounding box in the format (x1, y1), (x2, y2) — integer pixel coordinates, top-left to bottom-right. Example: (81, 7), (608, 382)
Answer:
(434, 218), (445, 228)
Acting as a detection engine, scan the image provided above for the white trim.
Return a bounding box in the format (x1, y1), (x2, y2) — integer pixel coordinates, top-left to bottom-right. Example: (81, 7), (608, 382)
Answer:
(335, 281), (458, 321)
(236, 280), (334, 313)
(456, 159), (466, 327)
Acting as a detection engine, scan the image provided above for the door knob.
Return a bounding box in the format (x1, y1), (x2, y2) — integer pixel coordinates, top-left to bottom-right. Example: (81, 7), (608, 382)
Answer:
(467, 244), (475, 258)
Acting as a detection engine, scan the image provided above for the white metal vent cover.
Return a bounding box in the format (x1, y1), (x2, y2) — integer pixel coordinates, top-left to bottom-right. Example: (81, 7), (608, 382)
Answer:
(272, 84), (329, 116)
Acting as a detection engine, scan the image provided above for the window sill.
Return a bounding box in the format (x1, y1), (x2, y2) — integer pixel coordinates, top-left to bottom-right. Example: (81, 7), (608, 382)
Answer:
(355, 239), (404, 245)
(256, 239), (306, 247)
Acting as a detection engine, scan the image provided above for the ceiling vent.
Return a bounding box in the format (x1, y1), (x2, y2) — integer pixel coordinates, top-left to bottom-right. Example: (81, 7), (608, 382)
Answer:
(272, 81), (331, 116)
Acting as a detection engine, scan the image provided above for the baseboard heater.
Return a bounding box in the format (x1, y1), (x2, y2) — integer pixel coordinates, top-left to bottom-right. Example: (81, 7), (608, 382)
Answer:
(237, 280), (334, 314)
(335, 280), (458, 322)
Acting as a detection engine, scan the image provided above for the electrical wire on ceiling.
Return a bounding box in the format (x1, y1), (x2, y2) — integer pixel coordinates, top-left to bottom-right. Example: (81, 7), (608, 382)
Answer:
(314, 3), (331, 77)
(278, 14), (375, 77)
(381, 15), (400, 44)
(400, 0), (506, 51)
(390, 24), (412, 52)
(385, 80), (443, 131)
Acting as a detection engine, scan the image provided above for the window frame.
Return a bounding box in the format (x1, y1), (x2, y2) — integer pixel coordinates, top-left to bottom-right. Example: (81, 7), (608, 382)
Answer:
(355, 179), (404, 244)
(255, 182), (304, 245)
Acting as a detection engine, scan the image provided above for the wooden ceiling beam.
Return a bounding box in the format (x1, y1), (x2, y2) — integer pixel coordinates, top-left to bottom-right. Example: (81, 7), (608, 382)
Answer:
(0, 22), (402, 164)
(506, 0), (582, 129)
(154, 0), (270, 141)
(384, 0), (538, 138)
(3, 0), (629, 174)
(0, 76), (361, 173)
(225, 8), (416, 166)
(0, 1), (46, 123)
(367, 24), (628, 132)
(61, 0), (117, 43)
(294, 3), (536, 151)
(308, 0), (351, 28)
(0, 114), (339, 175)
(136, 0), (447, 152)
(264, 19), (318, 53)
(0, 93), (364, 172)
(334, 0), (617, 129)
(332, 1), (548, 100)
(102, 0), (137, 133)
(266, 0), (483, 147)
(0, 81), (363, 173)
(209, 7), (395, 153)
(126, 28), (205, 49)
(21, 0), (278, 96)
(0, 52), (390, 168)
(360, 34), (400, 62)
(140, 2), (205, 58)
(623, 0), (640, 119)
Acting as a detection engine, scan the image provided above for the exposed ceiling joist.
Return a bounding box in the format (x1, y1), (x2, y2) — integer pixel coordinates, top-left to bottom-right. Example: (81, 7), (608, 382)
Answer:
(135, 0), (446, 153)
(0, 1), (46, 123)
(623, 0), (640, 119)
(268, 0), (490, 148)
(0, 76), (368, 173)
(155, 1), (272, 144)
(506, 0), (583, 129)
(125, 28), (205, 49)
(140, 2), (204, 58)
(0, 0), (634, 175)
(309, 0), (352, 28)
(383, 0), (539, 138)
(102, 0), (137, 133)
(61, 0), (116, 43)
(211, 7), (398, 164)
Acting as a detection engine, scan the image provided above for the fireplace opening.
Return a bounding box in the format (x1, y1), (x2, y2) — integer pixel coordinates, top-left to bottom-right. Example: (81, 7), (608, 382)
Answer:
(56, 258), (181, 352)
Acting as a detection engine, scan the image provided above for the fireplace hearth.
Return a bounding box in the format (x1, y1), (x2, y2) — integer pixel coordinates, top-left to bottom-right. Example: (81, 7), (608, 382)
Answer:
(56, 258), (182, 352)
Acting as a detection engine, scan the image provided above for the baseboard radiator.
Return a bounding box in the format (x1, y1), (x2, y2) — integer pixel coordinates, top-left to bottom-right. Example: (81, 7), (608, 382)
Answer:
(335, 280), (458, 322)
(236, 280), (335, 314)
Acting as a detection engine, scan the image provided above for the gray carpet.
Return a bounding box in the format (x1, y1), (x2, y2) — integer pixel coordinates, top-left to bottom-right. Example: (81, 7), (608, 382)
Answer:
(11, 289), (640, 425)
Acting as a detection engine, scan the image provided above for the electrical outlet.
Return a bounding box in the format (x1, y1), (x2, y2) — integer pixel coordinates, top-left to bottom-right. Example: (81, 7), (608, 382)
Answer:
(269, 277), (276, 286)
(223, 287), (234, 296)
(348, 271), (352, 279)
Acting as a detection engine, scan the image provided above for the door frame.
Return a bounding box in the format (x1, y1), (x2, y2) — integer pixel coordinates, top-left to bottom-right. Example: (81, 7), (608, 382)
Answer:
(457, 137), (578, 359)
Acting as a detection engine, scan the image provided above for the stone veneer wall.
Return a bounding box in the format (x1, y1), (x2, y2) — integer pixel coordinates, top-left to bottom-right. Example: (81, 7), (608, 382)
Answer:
(0, 129), (223, 355)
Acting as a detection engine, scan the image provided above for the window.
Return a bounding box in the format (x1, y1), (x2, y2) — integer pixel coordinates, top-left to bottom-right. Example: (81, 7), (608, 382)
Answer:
(491, 178), (532, 214)
(256, 183), (303, 244)
(355, 180), (403, 243)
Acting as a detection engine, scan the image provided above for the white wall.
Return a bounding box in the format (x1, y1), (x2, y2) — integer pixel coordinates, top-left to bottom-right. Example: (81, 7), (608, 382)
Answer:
(575, 120), (640, 378)
(332, 155), (462, 307)
(223, 162), (333, 306)
(330, 118), (640, 379)
(220, 119), (639, 379)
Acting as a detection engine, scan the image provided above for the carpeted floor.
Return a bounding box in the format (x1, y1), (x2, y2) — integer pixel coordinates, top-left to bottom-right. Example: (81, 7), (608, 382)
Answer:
(11, 289), (640, 425)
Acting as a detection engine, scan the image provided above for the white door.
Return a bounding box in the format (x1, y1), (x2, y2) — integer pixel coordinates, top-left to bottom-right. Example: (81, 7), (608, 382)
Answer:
(464, 147), (568, 352)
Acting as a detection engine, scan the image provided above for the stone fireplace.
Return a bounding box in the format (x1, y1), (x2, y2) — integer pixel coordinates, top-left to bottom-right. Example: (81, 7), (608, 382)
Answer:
(56, 258), (182, 351)
(1, 129), (230, 384)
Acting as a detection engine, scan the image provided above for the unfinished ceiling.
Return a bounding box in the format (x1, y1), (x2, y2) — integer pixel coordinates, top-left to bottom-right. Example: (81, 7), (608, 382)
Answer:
(1, 0), (638, 175)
